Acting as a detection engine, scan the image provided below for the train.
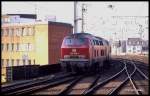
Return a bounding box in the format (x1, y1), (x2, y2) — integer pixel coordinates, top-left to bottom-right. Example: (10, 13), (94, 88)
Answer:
(60, 33), (111, 73)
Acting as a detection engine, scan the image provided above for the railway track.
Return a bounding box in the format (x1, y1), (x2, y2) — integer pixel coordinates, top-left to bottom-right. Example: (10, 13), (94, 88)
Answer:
(1, 72), (74, 95)
(32, 59), (124, 95)
(2, 59), (148, 95)
(83, 59), (148, 95)
(117, 60), (149, 95)
(32, 74), (101, 95)
(32, 59), (149, 95)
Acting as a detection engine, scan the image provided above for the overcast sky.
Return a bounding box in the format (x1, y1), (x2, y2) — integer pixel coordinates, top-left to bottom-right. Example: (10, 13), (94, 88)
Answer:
(2, 1), (148, 40)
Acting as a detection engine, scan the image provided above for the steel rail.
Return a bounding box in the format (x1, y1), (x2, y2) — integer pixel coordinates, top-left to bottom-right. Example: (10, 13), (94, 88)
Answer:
(124, 57), (141, 95)
(130, 60), (149, 80)
(108, 60), (139, 95)
(5, 74), (78, 95)
(83, 62), (126, 95)
(58, 75), (85, 95)
(114, 58), (148, 79)
(2, 74), (54, 92)
(2, 73), (73, 95)
(81, 74), (101, 95)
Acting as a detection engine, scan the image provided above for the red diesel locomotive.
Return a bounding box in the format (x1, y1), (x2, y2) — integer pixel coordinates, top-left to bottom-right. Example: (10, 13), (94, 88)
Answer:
(60, 33), (111, 73)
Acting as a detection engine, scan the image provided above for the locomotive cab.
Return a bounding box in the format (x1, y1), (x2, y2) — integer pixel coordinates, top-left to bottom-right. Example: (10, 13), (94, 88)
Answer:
(60, 36), (90, 72)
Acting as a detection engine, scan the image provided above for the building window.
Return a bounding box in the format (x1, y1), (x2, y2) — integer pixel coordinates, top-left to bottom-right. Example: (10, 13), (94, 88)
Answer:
(5, 29), (9, 36)
(133, 46), (136, 50)
(9, 28), (13, 36)
(16, 28), (18, 36)
(12, 59), (14, 66)
(9, 43), (12, 51)
(1, 29), (4, 36)
(21, 44), (27, 51)
(1, 43), (4, 51)
(33, 59), (35, 65)
(1, 59), (4, 67)
(26, 27), (29, 36)
(23, 27), (27, 36)
(6, 43), (9, 51)
(6, 59), (9, 67)
(25, 43), (28, 51)
(28, 60), (31, 65)
(21, 28), (24, 36)
(31, 27), (35, 36)
(16, 43), (19, 51)
(14, 28), (17, 36)
(4, 17), (10, 23)
(12, 29), (14, 36)
(23, 60), (25, 65)
(19, 44), (22, 51)
(16, 59), (20, 66)
(11, 43), (14, 51)
(9, 59), (12, 66)
(16, 28), (21, 36)
(28, 28), (32, 35)
(28, 43), (34, 51)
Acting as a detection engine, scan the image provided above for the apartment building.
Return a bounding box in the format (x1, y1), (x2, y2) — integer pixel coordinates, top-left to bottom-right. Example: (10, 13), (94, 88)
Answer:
(1, 14), (73, 83)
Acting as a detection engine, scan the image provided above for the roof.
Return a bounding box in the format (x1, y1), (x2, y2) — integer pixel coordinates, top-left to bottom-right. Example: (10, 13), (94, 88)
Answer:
(7, 14), (37, 19)
(127, 38), (148, 46)
(48, 21), (73, 28)
(73, 33), (92, 36)
(128, 38), (142, 42)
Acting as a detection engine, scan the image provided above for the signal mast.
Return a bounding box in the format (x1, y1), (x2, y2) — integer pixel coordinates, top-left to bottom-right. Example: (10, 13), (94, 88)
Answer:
(74, 2), (87, 33)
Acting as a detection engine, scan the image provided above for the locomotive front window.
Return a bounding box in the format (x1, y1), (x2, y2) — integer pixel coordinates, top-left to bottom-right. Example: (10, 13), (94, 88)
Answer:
(64, 38), (74, 45)
(64, 38), (87, 45)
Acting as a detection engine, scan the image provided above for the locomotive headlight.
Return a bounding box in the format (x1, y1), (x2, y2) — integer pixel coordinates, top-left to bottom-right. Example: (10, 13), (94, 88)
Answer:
(79, 55), (85, 59)
(64, 55), (70, 59)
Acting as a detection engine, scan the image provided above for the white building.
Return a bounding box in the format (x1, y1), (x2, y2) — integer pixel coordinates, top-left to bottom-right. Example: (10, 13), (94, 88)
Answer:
(126, 38), (148, 55)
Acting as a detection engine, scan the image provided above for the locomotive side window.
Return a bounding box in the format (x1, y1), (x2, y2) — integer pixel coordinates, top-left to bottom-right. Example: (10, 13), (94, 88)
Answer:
(96, 40), (99, 45)
(101, 50), (104, 56)
(94, 50), (97, 57)
(64, 38), (87, 45)
(91, 40), (94, 45)
(89, 40), (93, 45)
(99, 41), (103, 45)
(93, 40), (96, 45)
(97, 50), (99, 57)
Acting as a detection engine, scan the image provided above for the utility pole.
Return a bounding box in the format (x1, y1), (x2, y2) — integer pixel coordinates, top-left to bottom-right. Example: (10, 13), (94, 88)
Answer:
(81, 4), (87, 33)
(34, 2), (38, 20)
(74, 2), (78, 33)
(113, 32), (117, 56)
(138, 24), (144, 55)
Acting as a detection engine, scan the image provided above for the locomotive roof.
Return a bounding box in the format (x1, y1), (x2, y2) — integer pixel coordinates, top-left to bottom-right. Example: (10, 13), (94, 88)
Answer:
(95, 36), (108, 41)
(67, 33), (108, 41)
(66, 33), (92, 38)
